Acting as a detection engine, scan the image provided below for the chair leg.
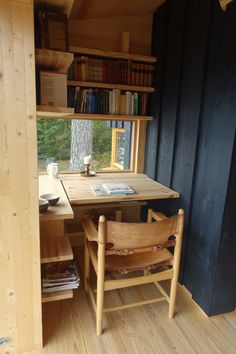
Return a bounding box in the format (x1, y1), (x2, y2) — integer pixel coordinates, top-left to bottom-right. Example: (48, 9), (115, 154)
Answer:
(169, 274), (178, 318)
(96, 268), (105, 335)
(84, 242), (90, 291)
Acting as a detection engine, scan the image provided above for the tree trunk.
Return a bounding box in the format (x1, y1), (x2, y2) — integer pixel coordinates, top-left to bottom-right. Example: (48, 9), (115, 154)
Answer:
(70, 120), (93, 171)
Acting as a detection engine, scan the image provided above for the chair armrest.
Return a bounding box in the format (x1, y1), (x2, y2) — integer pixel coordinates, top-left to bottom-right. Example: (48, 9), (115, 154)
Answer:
(82, 216), (98, 242)
(148, 209), (168, 222)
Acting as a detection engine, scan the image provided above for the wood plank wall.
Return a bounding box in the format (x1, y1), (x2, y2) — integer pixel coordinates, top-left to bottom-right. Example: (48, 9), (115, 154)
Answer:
(146, 0), (236, 316)
(0, 0), (42, 352)
(69, 15), (153, 55)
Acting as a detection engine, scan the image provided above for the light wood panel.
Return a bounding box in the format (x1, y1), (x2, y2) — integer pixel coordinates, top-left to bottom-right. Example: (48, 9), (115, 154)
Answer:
(40, 235), (73, 263)
(68, 80), (155, 92)
(37, 112), (153, 121)
(39, 175), (74, 220)
(134, 120), (148, 173)
(42, 290), (73, 303)
(61, 173), (179, 205)
(41, 284), (236, 353)
(35, 48), (74, 73)
(0, 1), (42, 352)
(69, 15), (153, 55)
(70, 0), (166, 20)
(69, 46), (157, 63)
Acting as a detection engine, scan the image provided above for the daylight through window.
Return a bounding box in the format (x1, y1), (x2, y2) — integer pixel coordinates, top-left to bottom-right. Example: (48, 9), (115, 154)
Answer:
(37, 119), (132, 173)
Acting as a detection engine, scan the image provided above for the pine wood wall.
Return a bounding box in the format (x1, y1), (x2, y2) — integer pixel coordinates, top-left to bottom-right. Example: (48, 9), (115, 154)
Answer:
(0, 0), (42, 352)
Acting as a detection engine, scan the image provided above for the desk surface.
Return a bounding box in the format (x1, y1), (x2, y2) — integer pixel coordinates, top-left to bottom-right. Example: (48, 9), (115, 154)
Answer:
(61, 173), (179, 205)
(39, 175), (74, 220)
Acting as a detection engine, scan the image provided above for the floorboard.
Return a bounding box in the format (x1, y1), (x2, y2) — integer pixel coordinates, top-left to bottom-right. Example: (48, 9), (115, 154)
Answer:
(42, 283), (236, 354)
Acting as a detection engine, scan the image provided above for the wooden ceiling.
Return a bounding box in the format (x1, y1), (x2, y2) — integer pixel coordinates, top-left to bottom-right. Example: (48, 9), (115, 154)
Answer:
(35, 0), (166, 19)
(70, 0), (166, 20)
(34, 0), (74, 15)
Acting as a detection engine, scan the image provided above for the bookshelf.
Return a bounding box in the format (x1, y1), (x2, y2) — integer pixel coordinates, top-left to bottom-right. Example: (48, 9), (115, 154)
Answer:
(67, 80), (155, 93)
(69, 46), (157, 63)
(37, 109), (153, 121)
(36, 47), (156, 120)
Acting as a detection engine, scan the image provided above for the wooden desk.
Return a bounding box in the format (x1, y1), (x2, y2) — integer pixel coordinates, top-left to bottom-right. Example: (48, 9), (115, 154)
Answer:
(39, 175), (74, 220)
(61, 173), (179, 205)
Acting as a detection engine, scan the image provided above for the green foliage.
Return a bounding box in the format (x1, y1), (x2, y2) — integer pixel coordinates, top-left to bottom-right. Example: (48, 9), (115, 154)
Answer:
(37, 119), (71, 160)
(92, 121), (112, 155)
(37, 119), (112, 171)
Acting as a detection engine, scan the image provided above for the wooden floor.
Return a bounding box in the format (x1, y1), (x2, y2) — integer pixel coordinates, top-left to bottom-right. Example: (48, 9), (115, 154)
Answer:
(42, 282), (236, 354)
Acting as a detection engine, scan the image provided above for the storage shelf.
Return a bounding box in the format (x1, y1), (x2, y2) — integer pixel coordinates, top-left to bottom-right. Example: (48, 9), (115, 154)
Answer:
(69, 46), (157, 63)
(37, 110), (153, 121)
(40, 235), (73, 264)
(35, 49), (74, 73)
(42, 290), (73, 303)
(67, 80), (155, 93)
(37, 105), (74, 114)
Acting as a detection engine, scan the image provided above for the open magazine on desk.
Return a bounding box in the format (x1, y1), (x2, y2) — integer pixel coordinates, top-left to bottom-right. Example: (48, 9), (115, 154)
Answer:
(92, 183), (135, 196)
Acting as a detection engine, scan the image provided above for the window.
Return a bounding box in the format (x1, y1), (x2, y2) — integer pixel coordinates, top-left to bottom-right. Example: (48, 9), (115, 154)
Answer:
(37, 119), (132, 173)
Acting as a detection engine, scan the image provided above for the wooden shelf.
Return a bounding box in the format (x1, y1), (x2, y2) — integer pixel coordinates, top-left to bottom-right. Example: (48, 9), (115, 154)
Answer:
(42, 290), (73, 303)
(67, 80), (155, 93)
(37, 111), (153, 121)
(40, 235), (73, 264)
(69, 46), (157, 63)
(37, 105), (74, 116)
(35, 49), (74, 73)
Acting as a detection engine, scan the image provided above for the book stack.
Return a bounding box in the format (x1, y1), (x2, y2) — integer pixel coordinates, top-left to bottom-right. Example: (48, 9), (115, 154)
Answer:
(71, 56), (154, 87)
(41, 262), (80, 293)
(68, 87), (149, 116)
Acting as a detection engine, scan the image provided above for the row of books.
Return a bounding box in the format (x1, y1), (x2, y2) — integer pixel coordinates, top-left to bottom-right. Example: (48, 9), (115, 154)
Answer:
(68, 56), (154, 87)
(41, 262), (80, 293)
(68, 87), (149, 116)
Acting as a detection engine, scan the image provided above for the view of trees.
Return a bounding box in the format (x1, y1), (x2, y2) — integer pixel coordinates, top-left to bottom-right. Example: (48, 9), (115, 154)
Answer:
(37, 119), (112, 172)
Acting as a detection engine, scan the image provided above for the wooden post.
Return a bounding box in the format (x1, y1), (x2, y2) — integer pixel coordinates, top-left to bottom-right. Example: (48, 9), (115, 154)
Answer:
(0, 1), (42, 352)
(121, 31), (130, 53)
(96, 216), (106, 335)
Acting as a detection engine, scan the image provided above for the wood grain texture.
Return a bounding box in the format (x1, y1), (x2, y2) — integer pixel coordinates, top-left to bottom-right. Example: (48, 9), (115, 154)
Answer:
(42, 290), (73, 303)
(68, 80), (155, 92)
(0, 1), (42, 352)
(40, 234), (73, 263)
(37, 111), (153, 120)
(41, 284), (236, 353)
(70, 0), (166, 20)
(149, 0), (236, 315)
(69, 46), (157, 63)
(69, 15), (153, 55)
(61, 173), (179, 205)
(35, 48), (74, 73)
(39, 175), (74, 220)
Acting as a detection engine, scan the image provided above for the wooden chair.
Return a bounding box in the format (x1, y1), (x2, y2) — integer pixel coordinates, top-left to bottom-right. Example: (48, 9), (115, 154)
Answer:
(82, 208), (184, 335)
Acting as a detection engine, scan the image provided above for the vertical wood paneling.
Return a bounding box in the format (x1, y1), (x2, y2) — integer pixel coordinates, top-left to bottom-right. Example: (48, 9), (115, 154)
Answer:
(0, 1), (42, 352)
(148, 0), (236, 315)
(155, 0), (186, 186)
(170, 0), (212, 281)
(212, 134), (236, 314)
(185, 0), (236, 313)
(145, 5), (168, 178)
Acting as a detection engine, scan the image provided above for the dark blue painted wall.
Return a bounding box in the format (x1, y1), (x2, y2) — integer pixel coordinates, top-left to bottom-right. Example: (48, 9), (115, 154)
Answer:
(146, 0), (236, 315)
